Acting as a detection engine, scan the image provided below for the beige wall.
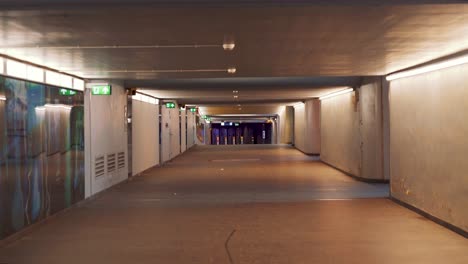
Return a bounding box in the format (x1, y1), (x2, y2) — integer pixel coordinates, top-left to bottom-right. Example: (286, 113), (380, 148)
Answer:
(389, 63), (468, 232)
(321, 92), (361, 176)
(84, 81), (128, 197)
(279, 106), (293, 144)
(161, 103), (181, 163)
(320, 78), (386, 180)
(132, 100), (159, 176)
(294, 100), (320, 154)
(360, 80), (385, 180)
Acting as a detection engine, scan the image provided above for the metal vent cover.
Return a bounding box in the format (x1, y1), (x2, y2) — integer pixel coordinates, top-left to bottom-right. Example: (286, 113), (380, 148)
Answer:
(107, 153), (116, 173)
(117, 152), (125, 169)
(95, 156), (105, 178)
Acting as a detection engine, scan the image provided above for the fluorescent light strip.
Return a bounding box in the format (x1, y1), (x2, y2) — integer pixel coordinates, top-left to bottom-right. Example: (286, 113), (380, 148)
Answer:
(67, 68), (236, 74)
(0, 44), (222, 50)
(319, 88), (354, 100)
(386, 54), (468, 81)
(44, 104), (73, 110)
(0, 95), (6, 101)
(0, 56), (84, 91)
(73, 78), (85, 91)
(132, 93), (159, 105)
(292, 102), (304, 108)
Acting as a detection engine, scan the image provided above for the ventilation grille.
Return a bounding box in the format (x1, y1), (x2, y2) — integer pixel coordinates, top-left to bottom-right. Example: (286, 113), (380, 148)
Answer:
(117, 152), (125, 169)
(107, 153), (116, 173)
(95, 156), (105, 178)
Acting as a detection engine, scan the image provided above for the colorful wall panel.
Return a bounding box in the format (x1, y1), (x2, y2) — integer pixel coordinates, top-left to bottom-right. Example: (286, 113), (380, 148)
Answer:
(0, 76), (84, 239)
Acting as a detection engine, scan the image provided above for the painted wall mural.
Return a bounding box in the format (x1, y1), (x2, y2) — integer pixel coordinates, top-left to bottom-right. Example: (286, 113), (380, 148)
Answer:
(0, 76), (84, 239)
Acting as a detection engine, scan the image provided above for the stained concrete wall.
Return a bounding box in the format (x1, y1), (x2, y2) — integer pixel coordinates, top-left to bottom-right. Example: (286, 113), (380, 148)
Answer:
(132, 100), (159, 176)
(389, 63), (468, 232)
(320, 78), (387, 180)
(294, 100), (321, 154)
(85, 81), (128, 197)
(321, 92), (361, 176)
(279, 106), (294, 144)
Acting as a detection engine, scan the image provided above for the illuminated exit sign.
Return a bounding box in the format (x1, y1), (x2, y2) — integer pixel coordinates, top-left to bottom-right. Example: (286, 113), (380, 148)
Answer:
(165, 102), (176, 108)
(190, 108), (197, 113)
(59, 89), (77, 96)
(91, 85), (112, 95)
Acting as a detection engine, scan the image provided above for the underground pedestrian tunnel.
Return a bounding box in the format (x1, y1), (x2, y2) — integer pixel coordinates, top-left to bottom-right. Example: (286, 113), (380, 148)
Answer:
(0, 1), (467, 263)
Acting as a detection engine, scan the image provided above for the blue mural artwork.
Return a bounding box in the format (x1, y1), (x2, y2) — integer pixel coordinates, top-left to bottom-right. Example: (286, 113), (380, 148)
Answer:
(0, 76), (84, 239)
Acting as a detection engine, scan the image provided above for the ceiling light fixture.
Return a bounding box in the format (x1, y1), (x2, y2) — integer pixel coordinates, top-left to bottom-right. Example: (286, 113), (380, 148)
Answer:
(0, 44), (222, 50)
(66, 68), (236, 75)
(0, 96), (6, 101)
(233, 95), (239, 99)
(319, 88), (354, 100)
(222, 43), (235, 51)
(227, 67), (237, 74)
(386, 54), (468, 81)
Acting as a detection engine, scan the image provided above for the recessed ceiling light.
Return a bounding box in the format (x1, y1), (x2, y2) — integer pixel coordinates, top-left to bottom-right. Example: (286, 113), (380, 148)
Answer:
(232, 90), (238, 93)
(227, 67), (236, 74)
(233, 95), (238, 99)
(223, 43), (235, 51)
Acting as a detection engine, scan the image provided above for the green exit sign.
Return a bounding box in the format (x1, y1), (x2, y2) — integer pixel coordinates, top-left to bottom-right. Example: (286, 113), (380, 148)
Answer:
(165, 102), (176, 108)
(59, 89), (77, 96)
(190, 108), (197, 113)
(91, 85), (112, 95)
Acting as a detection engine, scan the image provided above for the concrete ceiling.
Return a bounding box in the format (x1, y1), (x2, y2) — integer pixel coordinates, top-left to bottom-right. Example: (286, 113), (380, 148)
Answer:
(0, 1), (467, 113)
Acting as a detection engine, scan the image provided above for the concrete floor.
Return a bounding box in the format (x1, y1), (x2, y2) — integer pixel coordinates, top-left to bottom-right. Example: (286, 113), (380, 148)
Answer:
(0, 145), (467, 264)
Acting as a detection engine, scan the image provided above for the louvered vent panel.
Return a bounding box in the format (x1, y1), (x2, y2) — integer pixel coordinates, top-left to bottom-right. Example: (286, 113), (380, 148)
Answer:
(107, 153), (116, 173)
(117, 152), (125, 169)
(95, 156), (105, 178)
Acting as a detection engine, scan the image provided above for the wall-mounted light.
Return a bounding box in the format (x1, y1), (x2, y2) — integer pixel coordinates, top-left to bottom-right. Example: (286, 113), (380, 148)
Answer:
(319, 88), (354, 100)
(132, 93), (159, 105)
(72, 68), (236, 75)
(386, 54), (468, 81)
(292, 102), (305, 108)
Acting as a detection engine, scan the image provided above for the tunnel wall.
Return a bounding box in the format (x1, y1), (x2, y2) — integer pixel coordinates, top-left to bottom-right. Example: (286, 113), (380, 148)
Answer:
(181, 110), (187, 152)
(161, 103), (181, 163)
(293, 99), (320, 154)
(0, 76), (85, 240)
(279, 106), (293, 144)
(85, 81), (128, 197)
(389, 63), (468, 232)
(320, 78), (386, 180)
(131, 100), (159, 176)
(320, 92), (361, 176)
(186, 111), (196, 149)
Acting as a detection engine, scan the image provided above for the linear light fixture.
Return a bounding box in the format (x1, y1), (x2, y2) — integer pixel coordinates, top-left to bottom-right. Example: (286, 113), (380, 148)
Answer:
(386, 54), (468, 81)
(0, 44), (222, 50)
(292, 102), (305, 108)
(319, 88), (354, 100)
(0, 55), (84, 91)
(0, 95), (6, 101)
(67, 68), (236, 74)
(132, 92), (159, 105)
